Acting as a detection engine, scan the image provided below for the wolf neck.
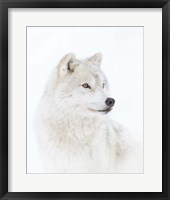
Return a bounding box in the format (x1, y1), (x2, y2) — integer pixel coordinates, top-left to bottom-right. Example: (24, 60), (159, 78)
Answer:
(55, 107), (107, 139)
(40, 97), (108, 142)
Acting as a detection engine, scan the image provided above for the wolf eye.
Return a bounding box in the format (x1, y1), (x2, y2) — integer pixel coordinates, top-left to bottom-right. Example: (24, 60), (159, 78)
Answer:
(103, 83), (105, 88)
(82, 83), (91, 89)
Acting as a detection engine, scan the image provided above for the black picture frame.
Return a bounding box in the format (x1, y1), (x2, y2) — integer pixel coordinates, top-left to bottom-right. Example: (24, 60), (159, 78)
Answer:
(0, 0), (170, 199)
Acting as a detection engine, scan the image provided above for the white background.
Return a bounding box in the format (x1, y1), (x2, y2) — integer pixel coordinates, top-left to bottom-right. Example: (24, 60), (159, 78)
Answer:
(27, 26), (143, 173)
(9, 8), (162, 192)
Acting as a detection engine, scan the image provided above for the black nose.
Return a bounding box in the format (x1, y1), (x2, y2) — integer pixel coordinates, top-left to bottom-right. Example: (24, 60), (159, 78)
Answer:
(105, 98), (115, 107)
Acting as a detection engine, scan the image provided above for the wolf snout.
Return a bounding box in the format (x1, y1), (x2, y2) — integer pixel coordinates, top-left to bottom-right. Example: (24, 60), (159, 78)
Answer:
(105, 98), (115, 107)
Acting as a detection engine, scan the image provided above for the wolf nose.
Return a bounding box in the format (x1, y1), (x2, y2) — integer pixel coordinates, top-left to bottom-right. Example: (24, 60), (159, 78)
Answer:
(105, 98), (115, 107)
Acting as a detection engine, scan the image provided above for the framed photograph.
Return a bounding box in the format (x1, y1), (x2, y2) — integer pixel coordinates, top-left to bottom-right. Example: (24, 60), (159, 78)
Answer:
(0, 0), (169, 199)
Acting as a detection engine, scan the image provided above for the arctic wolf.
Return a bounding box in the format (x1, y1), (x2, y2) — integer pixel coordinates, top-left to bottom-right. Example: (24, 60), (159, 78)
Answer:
(35, 53), (143, 173)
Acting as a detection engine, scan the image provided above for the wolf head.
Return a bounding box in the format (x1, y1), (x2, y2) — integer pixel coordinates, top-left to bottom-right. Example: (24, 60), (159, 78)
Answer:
(51, 53), (115, 115)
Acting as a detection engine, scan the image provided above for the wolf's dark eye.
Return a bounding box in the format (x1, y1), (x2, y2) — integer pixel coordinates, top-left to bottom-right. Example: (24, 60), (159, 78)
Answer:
(82, 83), (91, 89)
(103, 83), (105, 88)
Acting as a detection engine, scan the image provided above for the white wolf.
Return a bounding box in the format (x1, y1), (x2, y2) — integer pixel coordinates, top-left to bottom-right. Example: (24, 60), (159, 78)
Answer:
(35, 53), (143, 173)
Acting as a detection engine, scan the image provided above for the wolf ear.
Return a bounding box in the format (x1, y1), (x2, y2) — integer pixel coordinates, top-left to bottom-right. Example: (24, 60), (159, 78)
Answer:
(57, 53), (76, 77)
(89, 52), (103, 67)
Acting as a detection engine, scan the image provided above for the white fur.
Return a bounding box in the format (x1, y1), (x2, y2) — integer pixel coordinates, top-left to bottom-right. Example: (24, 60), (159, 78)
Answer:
(35, 53), (143, 173)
